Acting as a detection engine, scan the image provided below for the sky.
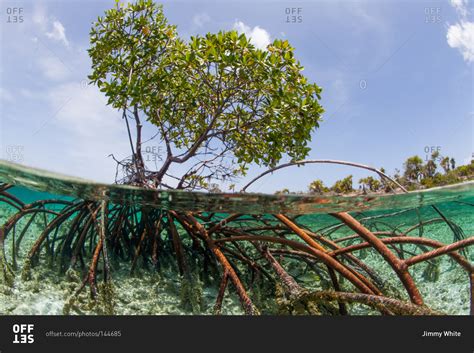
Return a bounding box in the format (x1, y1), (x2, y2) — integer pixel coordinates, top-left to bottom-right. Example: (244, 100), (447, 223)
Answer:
(0, 0), (473, 193)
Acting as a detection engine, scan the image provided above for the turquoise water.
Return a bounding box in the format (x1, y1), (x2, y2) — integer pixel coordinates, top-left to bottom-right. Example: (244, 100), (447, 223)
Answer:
(1, 160), (474, 214)
(0, 161), (473, 315)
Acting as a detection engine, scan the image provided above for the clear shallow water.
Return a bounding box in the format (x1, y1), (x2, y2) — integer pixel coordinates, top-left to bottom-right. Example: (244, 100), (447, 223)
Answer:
(0, 160), (473, 315)
(1, 160), (474, 214)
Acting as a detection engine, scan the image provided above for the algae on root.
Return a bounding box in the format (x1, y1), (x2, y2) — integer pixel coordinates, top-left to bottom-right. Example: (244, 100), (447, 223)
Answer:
(180, 273), (203, 313)
(0, 247), (15, 287)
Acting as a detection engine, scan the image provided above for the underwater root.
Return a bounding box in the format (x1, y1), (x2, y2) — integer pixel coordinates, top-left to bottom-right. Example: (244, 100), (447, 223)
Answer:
(173, 211), (259, 315)
(301, 291), (440, 315)
(0, 185), (473, 315)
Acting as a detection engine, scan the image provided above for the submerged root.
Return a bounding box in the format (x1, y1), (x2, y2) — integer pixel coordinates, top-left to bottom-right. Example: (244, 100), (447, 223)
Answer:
(180, 273), (203, 314)
(422, 260), (441, 282)
(65, 267), (81, 283)
(0, 193), (472, 315)
(63, 278), (115, 315)
(20, 258), (32, 282)
(0, 250), (14, 287)
(97, 281), (116, 315)
(275, 283), (342, 315)
(301, 291), (441, 316)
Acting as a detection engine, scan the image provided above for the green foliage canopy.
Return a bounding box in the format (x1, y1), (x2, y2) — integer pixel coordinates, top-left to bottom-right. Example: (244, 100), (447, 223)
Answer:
(88, 0), (324, 189)
(331, 175), (354, 194)
(403, 156), (424, 183)
(308, 179), (329, 194)
(358, 176), (381, 192)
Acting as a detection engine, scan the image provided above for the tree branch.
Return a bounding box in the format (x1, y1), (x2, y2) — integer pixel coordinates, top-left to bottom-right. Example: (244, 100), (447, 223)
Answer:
(241, 159), (408, 193)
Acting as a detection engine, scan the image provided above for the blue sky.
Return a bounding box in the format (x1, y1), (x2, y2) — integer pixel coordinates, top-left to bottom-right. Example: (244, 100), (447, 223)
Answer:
(0, 0), (473, 193)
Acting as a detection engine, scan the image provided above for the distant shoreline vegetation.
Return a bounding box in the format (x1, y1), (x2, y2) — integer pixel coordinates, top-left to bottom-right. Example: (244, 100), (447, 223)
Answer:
(275, 153), (474, 196)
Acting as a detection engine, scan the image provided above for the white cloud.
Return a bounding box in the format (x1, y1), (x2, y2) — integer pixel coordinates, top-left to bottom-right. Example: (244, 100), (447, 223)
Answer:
(46, 20), (69, 47)
(48, 82), (121, 138)
(450, 0), (469, 17)
(233, 21), (271, 50)
(447, 21), (474, 63)
(0, 88), (14, 102)
(45, 82), (130, 181)
(32, 3), (69, 47)
(32, 3), (48, 30)
(3, 4), (126, 182)
(38, 56), (70, 81)
(193, 13), (210, 28)
(447, 0), (474, 63)
(331, 77), (349, 106)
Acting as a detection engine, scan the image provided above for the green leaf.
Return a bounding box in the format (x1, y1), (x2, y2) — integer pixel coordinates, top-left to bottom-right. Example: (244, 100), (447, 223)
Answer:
(88, 0), (324, 188)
